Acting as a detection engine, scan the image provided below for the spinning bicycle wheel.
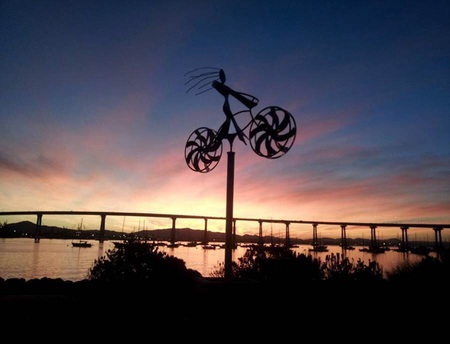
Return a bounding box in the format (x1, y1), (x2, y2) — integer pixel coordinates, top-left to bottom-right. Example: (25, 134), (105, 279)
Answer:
(185, 127), (223, 172)
(249, 106), (296, 159)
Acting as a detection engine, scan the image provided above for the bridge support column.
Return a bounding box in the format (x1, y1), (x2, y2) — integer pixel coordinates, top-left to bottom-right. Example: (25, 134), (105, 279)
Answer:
(340, 224), (347, 248)
(203, 218), (208, 245)
(285, 222), (291, 247)
(171, 217), (176, 245)
(312, 223), (318, 246)
(258, 220), (263, 246)
(99, 214), (106, 243)
(370, 225), (378, 249)
(400, 226), (409, 251)
(34, 213), (42, 243)
(433, 226), (443, 252)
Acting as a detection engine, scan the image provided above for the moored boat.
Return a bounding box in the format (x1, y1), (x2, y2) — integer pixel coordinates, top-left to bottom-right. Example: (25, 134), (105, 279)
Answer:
(309, 244), (329, 252)
(71, 219), (92, 247)
(72, 240), (92, 248)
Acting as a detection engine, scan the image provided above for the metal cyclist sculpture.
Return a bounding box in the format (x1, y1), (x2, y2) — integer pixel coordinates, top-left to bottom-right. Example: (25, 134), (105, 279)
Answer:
(185, 67), (296, 172)
(184, 67), (297, 280)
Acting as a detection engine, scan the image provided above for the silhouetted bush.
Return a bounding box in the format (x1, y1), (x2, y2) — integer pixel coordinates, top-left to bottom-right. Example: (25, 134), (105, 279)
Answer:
(387, 249), (450, 286)
(0, 277), (76, 295)
(211, 245), (323, 283)
(88, 237), (201, 290)
(320, 253), (384, 283)
(212, 246), (386, 284)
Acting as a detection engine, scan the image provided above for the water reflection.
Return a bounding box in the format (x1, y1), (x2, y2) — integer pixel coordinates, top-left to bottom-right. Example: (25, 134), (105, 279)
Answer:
(0, 238), (436, 281)
(31, 241), (40, 277)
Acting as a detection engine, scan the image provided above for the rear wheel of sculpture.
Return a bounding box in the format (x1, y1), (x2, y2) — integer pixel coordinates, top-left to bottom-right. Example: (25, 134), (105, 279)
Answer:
(249, 106), (297, 159)
(185, 127), (223, 173)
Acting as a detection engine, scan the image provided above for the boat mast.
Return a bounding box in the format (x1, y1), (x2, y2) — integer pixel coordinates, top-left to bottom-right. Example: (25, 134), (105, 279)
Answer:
(270, 222), (273, 246)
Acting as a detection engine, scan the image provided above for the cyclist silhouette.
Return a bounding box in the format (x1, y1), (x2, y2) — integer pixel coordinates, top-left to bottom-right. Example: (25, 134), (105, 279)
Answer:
(184, 67), (296, 173)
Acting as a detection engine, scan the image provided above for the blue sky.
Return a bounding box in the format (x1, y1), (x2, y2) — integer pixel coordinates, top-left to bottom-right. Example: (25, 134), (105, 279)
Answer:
(1, 0), (449, 238)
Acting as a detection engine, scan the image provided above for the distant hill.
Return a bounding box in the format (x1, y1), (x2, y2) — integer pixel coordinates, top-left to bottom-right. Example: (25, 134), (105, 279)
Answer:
(0, 221), (98, 239)
(0, 221), (403, 246)
(0, 221), (266, 243)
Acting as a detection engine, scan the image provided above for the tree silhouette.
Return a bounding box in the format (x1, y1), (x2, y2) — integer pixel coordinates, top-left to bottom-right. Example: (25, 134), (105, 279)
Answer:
(88, 237), (201, 289)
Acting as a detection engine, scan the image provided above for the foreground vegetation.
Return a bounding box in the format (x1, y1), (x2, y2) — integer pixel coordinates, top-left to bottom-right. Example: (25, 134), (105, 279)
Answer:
(2, 239), (449, 290)
(211, 245), (385, 283)
(1, 239), (449, 321)
(210, 244), (450, 286)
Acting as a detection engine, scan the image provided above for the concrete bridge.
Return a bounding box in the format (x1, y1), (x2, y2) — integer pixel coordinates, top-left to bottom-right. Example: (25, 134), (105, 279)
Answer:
(0, 210), (448, 252)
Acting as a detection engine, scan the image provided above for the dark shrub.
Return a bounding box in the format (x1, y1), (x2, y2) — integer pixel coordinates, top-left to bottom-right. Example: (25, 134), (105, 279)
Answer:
(212, 245), (323, 283)
(88, 237), (201, 291)
(320, 253), (384, 283)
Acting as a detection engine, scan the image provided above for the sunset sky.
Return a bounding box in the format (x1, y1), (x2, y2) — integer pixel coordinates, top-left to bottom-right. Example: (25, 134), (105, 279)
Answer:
(1, 1), (449, 239)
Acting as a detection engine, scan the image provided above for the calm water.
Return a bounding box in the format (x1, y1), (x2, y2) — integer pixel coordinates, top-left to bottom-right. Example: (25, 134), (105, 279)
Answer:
(0, 238), (430, 281)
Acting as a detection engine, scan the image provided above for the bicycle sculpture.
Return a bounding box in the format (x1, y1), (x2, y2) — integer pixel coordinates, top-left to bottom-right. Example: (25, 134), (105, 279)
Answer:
(184, 67), (297, 172)
(184, 67), (297, 280)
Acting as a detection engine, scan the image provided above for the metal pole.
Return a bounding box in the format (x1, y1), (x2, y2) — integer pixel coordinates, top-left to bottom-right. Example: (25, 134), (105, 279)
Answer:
(233, 219), (237, 247)
(225, 151), (235, 282)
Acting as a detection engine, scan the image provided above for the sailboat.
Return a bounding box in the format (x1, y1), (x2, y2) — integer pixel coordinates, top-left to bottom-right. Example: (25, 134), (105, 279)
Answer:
(72, 240), (92, 248)
(71, 219), (92, 248)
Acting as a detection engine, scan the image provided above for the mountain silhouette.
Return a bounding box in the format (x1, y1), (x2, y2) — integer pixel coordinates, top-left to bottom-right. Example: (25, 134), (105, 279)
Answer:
(0, 221), (403, 246)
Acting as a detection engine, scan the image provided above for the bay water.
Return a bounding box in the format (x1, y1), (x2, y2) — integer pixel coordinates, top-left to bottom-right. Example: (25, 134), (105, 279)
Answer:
(0, 238), (429, 281)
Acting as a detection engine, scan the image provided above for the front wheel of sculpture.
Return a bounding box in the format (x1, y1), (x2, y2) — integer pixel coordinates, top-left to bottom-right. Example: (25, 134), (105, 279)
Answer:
(185, 127), (223, 173)
(249, 106), (297, 159)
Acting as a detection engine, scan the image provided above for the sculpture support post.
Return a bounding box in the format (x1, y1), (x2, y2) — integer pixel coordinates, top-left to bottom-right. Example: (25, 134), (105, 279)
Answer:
(225, 151), (235, 282)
